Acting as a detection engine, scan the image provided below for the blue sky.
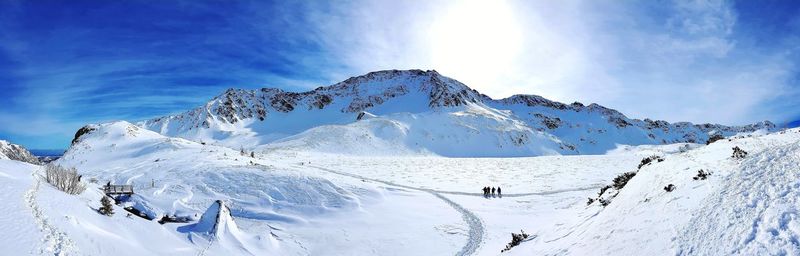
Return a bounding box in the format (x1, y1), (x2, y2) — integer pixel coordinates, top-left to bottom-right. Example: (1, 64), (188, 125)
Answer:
(1, 0), (799, 149)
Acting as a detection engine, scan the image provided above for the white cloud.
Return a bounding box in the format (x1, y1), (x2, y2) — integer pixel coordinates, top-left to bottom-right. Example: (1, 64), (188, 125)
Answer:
(285, 0), (798, 125)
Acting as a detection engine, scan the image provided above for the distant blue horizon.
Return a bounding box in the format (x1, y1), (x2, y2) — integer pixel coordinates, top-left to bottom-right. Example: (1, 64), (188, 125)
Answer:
(1, 0), (799, 149)
(28, 149), (66, 157)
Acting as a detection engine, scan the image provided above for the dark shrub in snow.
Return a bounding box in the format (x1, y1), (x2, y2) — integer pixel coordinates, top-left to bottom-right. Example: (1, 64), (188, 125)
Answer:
(99, 196), (114, 216)
(693, 169), (711, 180)
(587, 197), (595, 206)
(501, 230), (530, 252)
(598, 185), (611, 197)
(664, 184), (675, 192)
(732, 146), (748, 159)
(637, 156), (664, 170)
(612, 172), (637, 190)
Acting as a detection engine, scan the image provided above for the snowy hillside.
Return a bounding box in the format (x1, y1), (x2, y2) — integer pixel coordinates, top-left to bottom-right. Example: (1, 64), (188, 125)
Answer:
(0, 139), (40, 165)
(507, 129), (800, 255)
(3, 116), (798, 255)
(53, 121), (471, 255)
(138, 69), (775, 156)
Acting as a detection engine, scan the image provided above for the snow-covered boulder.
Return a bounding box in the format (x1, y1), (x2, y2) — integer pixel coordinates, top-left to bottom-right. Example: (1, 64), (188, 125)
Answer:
(192, 200), (237, 236)
(185, 200), (277, 255)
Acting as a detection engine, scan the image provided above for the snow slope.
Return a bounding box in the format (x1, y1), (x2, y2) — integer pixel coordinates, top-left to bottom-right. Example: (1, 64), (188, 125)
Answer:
(138, 69), (776, 157)
(6, 120), (798, 255)
(55, 121), (471, 255)
(0, 160), (43, 254)
(506, 129), (800, 255)
(0, 159), (202, 255)
(262, 104), (568, 157)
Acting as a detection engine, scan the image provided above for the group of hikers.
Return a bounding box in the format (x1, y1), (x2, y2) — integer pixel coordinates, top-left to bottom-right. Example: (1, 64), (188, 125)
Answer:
(482, 186), (502, 197)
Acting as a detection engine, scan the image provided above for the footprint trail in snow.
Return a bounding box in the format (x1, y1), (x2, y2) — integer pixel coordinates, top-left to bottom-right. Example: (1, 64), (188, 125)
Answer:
(24, 172), (79, 256)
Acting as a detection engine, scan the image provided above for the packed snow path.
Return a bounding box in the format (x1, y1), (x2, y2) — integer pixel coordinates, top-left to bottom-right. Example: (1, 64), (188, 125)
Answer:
(302, 165), (485, 256)
(304, 165), (602, 197)
(24, 171), (79, 256)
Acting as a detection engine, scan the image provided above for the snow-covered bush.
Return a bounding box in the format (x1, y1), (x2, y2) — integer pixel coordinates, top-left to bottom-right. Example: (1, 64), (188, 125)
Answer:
(501, 230), (530, 252)
(693, 169), (711, 180)
(637, 155), (664, 170)
(588, 185), (615, 206)
(598, 185), (611, 197)
(589, 172), (637, 207)
(732, 146), (748, 159)
(99, 196), (114, 216)
(612, 172), (637, 190)
(44, 164), (85, 195)
(706, 134), (725, 145)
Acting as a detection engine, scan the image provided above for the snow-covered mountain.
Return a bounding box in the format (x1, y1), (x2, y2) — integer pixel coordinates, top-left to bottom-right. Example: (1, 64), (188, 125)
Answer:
(0, 140), (40, 165)
(138, 69), (776, 156)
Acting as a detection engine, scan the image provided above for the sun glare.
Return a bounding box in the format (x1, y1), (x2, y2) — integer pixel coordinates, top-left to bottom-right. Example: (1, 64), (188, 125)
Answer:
(429, 0), (523, 90)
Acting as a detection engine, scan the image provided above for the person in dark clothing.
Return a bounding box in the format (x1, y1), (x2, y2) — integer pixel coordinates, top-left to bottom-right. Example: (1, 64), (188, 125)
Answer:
(491, 187), (496, 195)
(497, 187), (502, 195)
(482, 187), (486, 195)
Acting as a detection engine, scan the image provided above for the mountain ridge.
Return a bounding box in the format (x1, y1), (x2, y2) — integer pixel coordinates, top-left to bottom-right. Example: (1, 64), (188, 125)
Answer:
(0, 140), (40, 165)
(131, 69), (775, 156)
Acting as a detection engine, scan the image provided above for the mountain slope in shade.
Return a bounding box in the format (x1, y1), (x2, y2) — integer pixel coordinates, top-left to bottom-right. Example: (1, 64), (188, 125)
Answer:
(0, 140), (40, 165)
(138, 69), (776, 156)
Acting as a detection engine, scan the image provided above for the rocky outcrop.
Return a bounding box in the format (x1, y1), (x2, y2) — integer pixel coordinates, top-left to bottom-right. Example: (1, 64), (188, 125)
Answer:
(0, 140), (40, 165)
(71, 125), (97, 145)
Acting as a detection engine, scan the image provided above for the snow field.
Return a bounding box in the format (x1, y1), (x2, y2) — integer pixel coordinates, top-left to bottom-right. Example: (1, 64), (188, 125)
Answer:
(10, 119), (798, 255)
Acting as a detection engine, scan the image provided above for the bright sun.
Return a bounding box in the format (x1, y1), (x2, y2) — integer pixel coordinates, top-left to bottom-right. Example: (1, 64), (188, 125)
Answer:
(429, 0), (523, 90)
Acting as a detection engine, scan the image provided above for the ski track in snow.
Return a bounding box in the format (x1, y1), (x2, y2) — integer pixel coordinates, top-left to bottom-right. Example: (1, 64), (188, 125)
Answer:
(24, 171), (79, 256)
(300, 165), (484, 255)
(195, 234), (216, 256)
(428, 192), (484, 256)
